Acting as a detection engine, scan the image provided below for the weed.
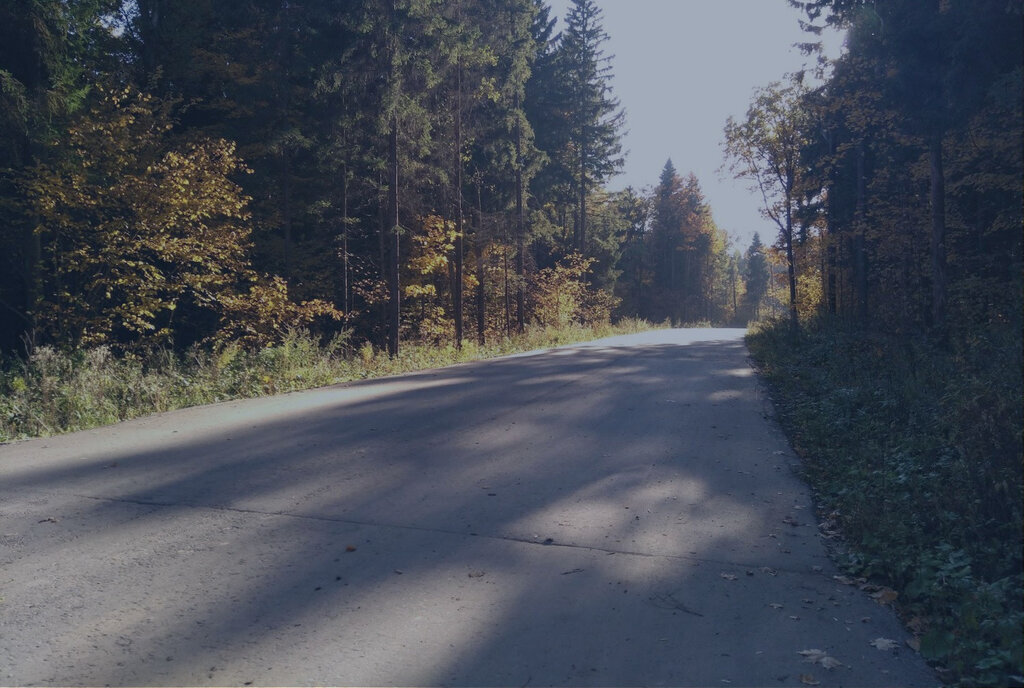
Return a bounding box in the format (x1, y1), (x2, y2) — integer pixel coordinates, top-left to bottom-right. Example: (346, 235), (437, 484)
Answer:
(0, 319), (663, 444)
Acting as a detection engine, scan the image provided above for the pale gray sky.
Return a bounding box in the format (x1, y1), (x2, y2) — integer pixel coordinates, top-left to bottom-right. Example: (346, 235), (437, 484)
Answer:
(545, 0), (844, 250)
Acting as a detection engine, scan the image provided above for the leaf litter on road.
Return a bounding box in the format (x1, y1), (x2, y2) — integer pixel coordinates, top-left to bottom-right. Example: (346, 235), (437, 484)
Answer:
(798, 649), (844, 669)
(870, 637), (899, 651)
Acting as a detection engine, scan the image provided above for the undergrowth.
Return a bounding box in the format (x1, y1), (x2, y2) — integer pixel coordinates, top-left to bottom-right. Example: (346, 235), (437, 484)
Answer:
(0, 318), (657, 443)
(747, 318), (1023, 687)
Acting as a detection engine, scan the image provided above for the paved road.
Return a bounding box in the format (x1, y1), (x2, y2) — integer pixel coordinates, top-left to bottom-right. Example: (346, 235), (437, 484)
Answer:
(0, 328), (935, 687)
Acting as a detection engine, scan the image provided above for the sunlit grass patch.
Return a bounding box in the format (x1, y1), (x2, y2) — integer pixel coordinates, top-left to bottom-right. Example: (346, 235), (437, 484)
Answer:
(0, 318), (663, 444)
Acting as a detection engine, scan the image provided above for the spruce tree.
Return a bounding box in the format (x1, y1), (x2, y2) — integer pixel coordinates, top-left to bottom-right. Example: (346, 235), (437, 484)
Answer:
(556, 0), (624, 254)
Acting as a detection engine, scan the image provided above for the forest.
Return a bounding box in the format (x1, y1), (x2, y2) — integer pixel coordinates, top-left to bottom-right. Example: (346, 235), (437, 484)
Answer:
(0, 0), (748, 360)
(1, 1), (1021, 683)
(737, 2), (1022, 685)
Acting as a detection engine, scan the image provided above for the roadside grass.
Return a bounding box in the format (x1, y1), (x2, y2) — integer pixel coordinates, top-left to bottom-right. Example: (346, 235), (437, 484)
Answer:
(0, 318), (658, 443)
(746, 318), (1023, 687)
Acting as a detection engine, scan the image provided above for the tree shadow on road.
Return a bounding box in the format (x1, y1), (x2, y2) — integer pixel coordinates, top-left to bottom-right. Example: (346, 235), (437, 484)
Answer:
(0, 333), (934, 686)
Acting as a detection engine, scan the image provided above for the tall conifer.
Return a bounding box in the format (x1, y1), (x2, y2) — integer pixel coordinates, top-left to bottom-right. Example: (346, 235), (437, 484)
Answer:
(556, 0), (624, 254)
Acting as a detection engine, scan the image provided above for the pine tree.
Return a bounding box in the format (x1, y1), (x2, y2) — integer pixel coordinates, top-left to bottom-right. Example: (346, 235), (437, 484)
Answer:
(556, 0), (624, 254)
(743, 233), (770, 322)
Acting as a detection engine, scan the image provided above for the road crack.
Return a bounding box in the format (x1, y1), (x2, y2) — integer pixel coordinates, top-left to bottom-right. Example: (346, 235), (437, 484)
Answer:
(69, 491), (822, 576)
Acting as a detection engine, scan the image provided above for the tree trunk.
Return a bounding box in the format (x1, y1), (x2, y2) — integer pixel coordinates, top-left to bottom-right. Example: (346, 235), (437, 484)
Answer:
(929, 135), (947, 337)
(453, 56), (464, 348)
(475, 183), (486, 345)
(853, 140), (868, 322)
(387, 115), (400, 357)
(503, 238), (511, 336)
(578, 135), (587, 253)
(474, 240), (486, 345)
(785, 204), (798, 330)
(342, 164), (350, 317)
(514, 94), (526, 333)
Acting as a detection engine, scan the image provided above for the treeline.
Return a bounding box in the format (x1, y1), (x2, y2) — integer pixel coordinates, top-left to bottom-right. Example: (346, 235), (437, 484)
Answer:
(734, 2), (1022, 683)
(723, 0), (1022, 340)
(0, 0), (744, 357)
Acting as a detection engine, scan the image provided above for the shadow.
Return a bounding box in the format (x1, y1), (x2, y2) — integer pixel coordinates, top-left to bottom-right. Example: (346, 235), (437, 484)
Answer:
(0, 329), (934, 686)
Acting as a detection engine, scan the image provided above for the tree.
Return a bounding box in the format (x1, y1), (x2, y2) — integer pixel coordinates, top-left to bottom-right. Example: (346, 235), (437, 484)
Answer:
(342, 0), (445, 356)
(0, 0), (122, 351)
(646, 161), (724, 323)
(21, 86), (337, 348)
(611, 186), (649, 316)
(723, 78), (813, 329)
(743, 233), (770, 322)
(792, 0), (1023, 337)
(556, 0), (624, 254)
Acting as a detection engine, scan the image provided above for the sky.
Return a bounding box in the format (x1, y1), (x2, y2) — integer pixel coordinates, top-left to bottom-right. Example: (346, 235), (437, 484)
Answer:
(544, 0), (845, 250)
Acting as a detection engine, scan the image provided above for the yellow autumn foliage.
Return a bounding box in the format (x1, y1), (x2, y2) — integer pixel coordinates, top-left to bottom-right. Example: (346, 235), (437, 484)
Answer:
(22, 84), (338, 349)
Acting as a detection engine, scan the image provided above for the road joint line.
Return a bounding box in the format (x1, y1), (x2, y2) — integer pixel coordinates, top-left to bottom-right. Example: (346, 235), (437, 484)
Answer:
(66, 491), (827, 579)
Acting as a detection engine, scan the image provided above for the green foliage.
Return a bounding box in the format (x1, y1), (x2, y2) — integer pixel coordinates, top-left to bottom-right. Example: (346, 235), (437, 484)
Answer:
(547, 0), (624, 252)
(646, 161), (730, 324)
(723, 77), (814, 328)
(743, 232), (770, 320)
(528, 253), (616, 328)
(747, 319), (1023, 686)
(0, 319), (661, 443)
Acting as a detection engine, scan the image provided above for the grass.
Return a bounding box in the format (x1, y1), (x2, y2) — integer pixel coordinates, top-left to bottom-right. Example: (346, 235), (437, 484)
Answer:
(0, 318), (659, 443)
(746, 318), (1023, 687)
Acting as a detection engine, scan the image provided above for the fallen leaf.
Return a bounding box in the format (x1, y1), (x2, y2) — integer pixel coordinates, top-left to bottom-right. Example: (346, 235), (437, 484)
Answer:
(769, 603), (784, 609)
(832, 574), (860, 585)
(799, 649), (843, 669)
(870, 637), (899, 651)
(871, 587), (899, 605)
(799, 674), (820, 685)
(345, 545), (357, 552)
(820, 655), (843, 669)
(906, 637), (921, 652)
(906, 616), (927, 633)
(720, 572), (738, 581)
(760, 567), (778, 576)
(467, 570), (485, 578)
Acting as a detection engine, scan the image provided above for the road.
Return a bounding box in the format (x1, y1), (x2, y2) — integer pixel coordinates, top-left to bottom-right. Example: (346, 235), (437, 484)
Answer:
(0, 328), (935, 687)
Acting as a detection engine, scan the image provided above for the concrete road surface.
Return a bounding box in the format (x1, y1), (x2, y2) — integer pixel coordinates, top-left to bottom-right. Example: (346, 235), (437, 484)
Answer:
(0, 328), (936, 686)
